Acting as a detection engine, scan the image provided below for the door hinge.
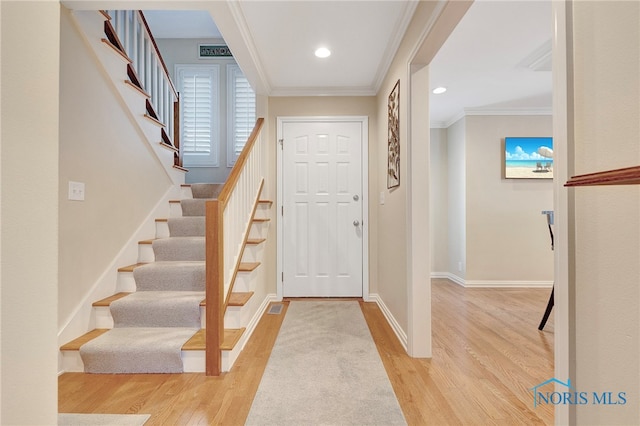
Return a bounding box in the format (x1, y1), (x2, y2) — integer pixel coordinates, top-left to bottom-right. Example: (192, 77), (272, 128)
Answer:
(281, 272), (284, 283)
(279, 139), (284, 149)
(281, 206), (284, 216)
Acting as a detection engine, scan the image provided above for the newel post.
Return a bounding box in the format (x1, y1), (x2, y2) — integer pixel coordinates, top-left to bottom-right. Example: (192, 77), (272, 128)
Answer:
(205, 199), (224, 376)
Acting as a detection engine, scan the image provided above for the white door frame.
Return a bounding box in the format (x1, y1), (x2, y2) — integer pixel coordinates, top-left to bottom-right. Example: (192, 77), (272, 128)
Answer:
(276, 116), (369, 301)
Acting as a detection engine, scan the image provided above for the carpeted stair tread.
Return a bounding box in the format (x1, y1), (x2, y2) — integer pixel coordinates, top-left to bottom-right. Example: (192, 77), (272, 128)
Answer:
(110, 291), (204, 328)
(180, 198), (214, 217)
(152, 237), (204, 261)
(168, 216), (205, 237)
(79, 327), (198, 373)
(133, 261), (205, 291)
(190, 183), (224, 199)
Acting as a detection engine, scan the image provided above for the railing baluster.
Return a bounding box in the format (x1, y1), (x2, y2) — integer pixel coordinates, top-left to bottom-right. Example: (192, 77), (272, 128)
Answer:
(104, 9), (179, 146)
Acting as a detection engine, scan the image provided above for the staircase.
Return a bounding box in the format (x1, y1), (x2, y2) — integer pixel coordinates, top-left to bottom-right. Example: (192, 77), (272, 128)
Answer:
(61, 184), (272, 373)
(60, 8), (271, 376)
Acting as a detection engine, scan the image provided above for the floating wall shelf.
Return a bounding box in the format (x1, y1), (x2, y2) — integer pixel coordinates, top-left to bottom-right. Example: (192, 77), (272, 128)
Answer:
(565, 165), (640, 187)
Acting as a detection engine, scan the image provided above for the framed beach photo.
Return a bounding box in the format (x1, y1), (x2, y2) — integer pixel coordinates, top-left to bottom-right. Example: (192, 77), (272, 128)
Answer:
(504, 137), (553, 179)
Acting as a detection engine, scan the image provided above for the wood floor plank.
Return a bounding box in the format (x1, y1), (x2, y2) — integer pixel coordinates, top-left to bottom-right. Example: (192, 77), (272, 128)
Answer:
(59, 283), (553, 425)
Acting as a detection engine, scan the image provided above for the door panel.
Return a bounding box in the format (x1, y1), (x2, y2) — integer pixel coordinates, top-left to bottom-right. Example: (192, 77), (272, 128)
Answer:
(282, 120), (363, 297)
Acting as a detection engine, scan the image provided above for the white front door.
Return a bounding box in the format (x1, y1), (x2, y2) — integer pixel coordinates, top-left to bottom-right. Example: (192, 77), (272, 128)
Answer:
(279, 118), (365, 297)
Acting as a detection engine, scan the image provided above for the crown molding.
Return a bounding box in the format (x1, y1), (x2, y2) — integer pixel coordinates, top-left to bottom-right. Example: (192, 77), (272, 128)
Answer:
(519, 39), (552, 72)
(372, 1), (421, 93)
(464, 106), (552, 116)
(269, 86), (377, 97)
(437, 107), (552, 129)
(226, 1), (272, 95)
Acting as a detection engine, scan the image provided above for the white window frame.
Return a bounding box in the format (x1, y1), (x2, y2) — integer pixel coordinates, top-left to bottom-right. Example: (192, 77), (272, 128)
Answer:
(176, 64), (220, 167)
(226, 64), (256, 167)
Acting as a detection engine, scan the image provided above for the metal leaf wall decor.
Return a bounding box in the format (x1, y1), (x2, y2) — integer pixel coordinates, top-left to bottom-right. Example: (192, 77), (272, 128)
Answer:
(387, 80), (400, 189)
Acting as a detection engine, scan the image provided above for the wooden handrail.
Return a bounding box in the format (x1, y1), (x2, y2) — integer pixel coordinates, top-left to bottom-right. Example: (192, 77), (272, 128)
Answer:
(565, 165), (640, 187)
(218, 117), (265, 205)
(137, 11), (178, 99)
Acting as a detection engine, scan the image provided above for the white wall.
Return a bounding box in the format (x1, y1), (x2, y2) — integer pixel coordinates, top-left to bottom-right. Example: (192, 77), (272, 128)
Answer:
(156, 38), (241, 184)
(465, 115), (553, 285)
(430, 128), (448, 274)
(1, 2), (59, 424)
(571, 1), (640, 423)
(59, 8), (172, 328)
(439, 115), (554, 285)
(447, 117), (466, 280)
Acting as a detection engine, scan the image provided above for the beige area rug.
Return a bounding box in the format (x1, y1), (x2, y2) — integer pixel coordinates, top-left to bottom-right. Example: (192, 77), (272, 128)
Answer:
(246, 301), (407, 425)
(58, 413), (150, 425)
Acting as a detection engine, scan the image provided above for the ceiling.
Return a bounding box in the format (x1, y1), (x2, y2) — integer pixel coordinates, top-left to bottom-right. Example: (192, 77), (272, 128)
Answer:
(144, 0), (553, 126)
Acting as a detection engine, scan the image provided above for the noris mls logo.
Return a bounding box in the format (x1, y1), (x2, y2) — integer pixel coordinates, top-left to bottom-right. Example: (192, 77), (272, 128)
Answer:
(530, 378), (627, 408)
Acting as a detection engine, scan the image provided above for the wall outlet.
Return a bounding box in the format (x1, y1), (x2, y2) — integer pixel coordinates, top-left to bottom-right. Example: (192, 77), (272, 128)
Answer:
(458, 261), (462, 272)
(379, 191), (385, 205)
(68, 181), (85, 201)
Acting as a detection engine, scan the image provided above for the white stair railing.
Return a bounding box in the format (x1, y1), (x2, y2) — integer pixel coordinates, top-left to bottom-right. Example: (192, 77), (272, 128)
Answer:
(106, 10), (178, 150)
(205, 118), (265, 376)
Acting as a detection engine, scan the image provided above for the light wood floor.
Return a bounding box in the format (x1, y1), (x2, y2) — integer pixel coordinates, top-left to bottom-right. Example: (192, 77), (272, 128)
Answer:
(59, 279), (554, 425)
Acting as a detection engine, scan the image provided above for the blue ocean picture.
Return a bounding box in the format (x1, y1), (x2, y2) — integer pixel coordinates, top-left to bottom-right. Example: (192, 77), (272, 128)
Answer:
(505, 137), (553, 179)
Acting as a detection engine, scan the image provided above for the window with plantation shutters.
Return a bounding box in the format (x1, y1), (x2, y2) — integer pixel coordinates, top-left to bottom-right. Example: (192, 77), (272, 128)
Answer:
(177, 65), (219, 167)
(227, 65), (256, 166)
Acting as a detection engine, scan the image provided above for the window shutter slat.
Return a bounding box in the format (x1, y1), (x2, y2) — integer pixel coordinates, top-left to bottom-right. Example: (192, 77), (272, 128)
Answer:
(227, 65), (256, 166)
(177, 65), (219, 166)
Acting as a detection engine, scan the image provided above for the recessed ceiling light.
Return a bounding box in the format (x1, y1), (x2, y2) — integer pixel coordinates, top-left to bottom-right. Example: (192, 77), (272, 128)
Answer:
(315, 47), (331, 58)
(432, 87), (447, 94)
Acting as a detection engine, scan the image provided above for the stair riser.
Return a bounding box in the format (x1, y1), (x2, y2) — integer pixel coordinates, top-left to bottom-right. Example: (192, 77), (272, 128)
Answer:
(153, 241), (205, 262)
(180, 186), (193, 199)
(249, 222), (269, 240)
(155, 221), (170, 238)
(233, 272), (257, 293)
(117, 271), (137, 293)
(255, 204), (272, 220)
(242, 244), (264, 263)
(137, 243), (155, 263)
(61, 350), (208, 373)
(95, 306), (208, 329)
(169, 202), (182, 217)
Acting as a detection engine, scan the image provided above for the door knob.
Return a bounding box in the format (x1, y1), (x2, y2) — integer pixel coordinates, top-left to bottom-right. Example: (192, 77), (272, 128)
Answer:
(353, 220), (360, 227)
(353, 194), (359, 201)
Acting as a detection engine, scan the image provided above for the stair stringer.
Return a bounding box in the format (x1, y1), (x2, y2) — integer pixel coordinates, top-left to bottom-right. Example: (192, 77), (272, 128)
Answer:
(57, 184), (183, 374)
(69, 10), (185, 186)
(217, 196), (274, 371)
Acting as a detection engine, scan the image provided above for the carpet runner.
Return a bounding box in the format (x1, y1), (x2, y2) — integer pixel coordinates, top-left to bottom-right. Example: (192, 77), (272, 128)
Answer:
(79, 184), (222, 373)
(246, 301), (407, 425)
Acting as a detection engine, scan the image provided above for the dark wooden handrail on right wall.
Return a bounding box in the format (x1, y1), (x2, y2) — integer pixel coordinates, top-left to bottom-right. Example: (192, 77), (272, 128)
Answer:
(565, 165), (640, 187)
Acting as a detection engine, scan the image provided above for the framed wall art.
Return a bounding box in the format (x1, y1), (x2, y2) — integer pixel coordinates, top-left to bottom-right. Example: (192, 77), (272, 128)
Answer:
(504, 136), (553, 179)
(387, 79), (400, 189)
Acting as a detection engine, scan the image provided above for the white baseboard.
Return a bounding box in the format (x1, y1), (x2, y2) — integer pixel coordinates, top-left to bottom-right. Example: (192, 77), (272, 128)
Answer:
(368, 293), (408, 352)
(464, 280), (553, 288)
(431, 272), (552, 288)
(237, 293), (279, 353)
(432, 272), (465, 286)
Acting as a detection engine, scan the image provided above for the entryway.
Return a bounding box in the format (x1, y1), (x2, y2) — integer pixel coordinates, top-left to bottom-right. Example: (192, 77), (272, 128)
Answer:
(277, 117), (369, 298)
